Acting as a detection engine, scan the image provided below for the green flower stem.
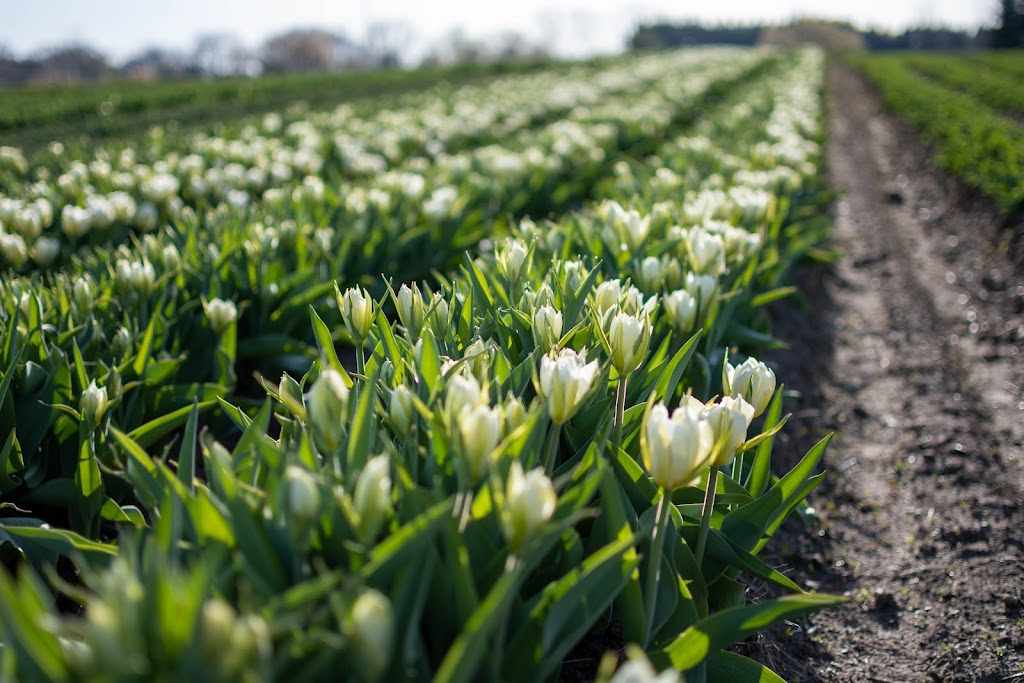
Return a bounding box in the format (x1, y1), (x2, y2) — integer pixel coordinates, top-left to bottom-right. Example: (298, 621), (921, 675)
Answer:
(355, 345), (365, 378)
(457, 490), (475, 533)
(695, 466), (719, 568)
(542, 423), (561, 474)
(643, 488), (670, 648)
(493, 553), (520, 679)
(613, 376), (628, 452)
(405, 428), (419, 486)
(353, 342), (365, 409)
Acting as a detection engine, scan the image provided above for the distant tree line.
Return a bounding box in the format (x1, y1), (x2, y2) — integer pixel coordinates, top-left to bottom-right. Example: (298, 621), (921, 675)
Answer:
(0, 25), (547, 87)
(630, 3), (1024, 52)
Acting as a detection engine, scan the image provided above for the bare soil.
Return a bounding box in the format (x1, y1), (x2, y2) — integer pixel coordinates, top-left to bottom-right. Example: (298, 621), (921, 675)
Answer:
(748, 64), (1024, 682)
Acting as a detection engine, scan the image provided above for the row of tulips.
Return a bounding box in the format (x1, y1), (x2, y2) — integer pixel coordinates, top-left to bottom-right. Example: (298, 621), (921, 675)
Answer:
(0, 47), (837, 682)
(0, 48), (779, 532)
(0, 49), (763, 271)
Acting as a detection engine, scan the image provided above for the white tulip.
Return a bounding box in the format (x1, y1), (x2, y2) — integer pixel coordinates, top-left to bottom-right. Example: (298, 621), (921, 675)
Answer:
(532, 305), (563, 352)
(81, 380), (108, 425)
(539, 347), (600, 425)
(724, 357), (776, 417)
(307, 368), (349, 454)
(347, 590), (394, 682)
(389, 385), (416, 436)
(642, 404), (714, 490)
(497, 239), (529, 281)
(703, 396), (754, 467)
(501, 462), (557, 551)
(204, 298), (237, 335)
(606, 310), (651, 376)
(663, 290), (697, 334)
(396, 284), (425, 338)
(353, 455), (392, 543)
(340, 286), (375, 343)
(457, 404), (501, 483)
(29, 236), (60, 267)
(283, 465), (320, 522)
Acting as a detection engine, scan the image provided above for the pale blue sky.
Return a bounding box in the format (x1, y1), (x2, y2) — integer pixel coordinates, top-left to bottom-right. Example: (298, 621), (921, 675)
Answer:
(0, 0), (996, 61)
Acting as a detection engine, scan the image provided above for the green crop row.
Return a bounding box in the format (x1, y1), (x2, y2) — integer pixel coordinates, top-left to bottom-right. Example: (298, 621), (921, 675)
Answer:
(900, 52), (1024, 116)
(965, 49), (1024, 79)
(0, 60), (558, 152)
(0, 47), (839, 682)
(849, 53), (1024, 212)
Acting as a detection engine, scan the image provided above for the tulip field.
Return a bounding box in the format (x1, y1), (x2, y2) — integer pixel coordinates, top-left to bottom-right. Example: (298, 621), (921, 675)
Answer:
(0, 47), (840, 682)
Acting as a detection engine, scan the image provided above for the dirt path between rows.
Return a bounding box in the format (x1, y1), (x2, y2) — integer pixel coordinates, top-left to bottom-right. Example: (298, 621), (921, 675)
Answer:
(751, 64), (1024, 682)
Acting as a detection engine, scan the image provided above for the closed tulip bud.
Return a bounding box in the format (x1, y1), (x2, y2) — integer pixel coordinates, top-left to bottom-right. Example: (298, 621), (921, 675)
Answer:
(307, 368), (349, 454)
(457, 404), (501, 483)
(29, 236), (60, 267)
(463, 337), (490, 381)
(664, 290), (698, 334)
(200, 599), (237, 665)
(354, 455), (392, 543)
(426, 292), (449, 339)
(532, 305), (563, 352)
(204, 298), (237, 335)
(105, 367), (122, 399)
(32, 198), (53, 227)
(73, 278), (94, 314)
(284, 465), (321, 521)
(347, 590), (395, 682)
(642, 404), (714, 490)
(0, 232), (27, 267)
(517, 289), (536, 312)
(161, 243), (180, 270)
(533, 283), (555, 309)
(684, 272), (719, 317)
(226, 615), (269, 674)
(141, 173), (179, 203)
(621, 210), (650, 252)
(61, 205), (92, 237)
(389, 385), (416, 436)
(621, 285), (657, 318)
(445, 372), (486, 418)
(724, 358), (776, 417)
(14, 208), (42, 240)
(81, 380), (108, 424)
(501, 462), (557, 551)
(122, 260), (155, 297)
(504, 397), (528, 433)
(396, 284), (425, 338)
(17, 291), (32, 319)
(277, 372), (306, 417)
(703, 396), (754, 467)
(134, 202), (158, 232)
(637, 256), (664, 292)
(688, 230), (726, 276)
(142, 234), (161, 264)
(497, 239), (529, 281)
(339, 286), (375, 343)
(111, 326), (131, 358)
(559, 259), (586, 294)
(593, 279), (622, 315)
(606, 310), (651, 376)
(539, 347), (599, 425)
(661, 255), (683, 291)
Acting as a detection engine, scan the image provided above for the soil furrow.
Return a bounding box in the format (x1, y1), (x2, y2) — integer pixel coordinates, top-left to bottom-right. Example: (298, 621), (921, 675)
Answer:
(748, 64), (1024, 682)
